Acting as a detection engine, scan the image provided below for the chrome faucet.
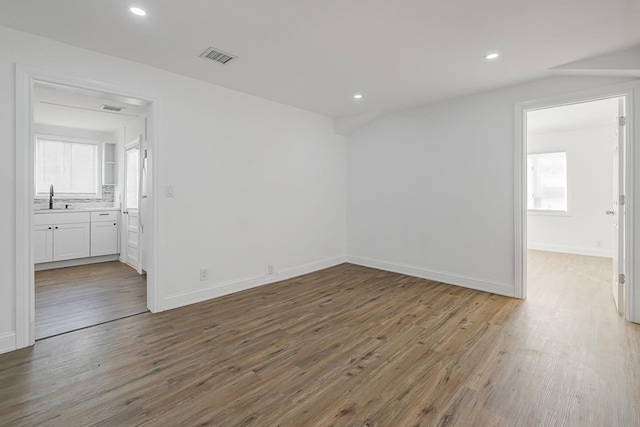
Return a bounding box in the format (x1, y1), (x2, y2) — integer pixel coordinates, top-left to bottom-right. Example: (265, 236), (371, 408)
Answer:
(49, 184), (54, 210)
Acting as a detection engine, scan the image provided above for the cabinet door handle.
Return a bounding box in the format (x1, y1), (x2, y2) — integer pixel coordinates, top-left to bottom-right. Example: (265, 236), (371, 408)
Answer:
(55, 226), (58, 229)
(114, 223), (117, 226)
(48, 227), (52, 230)
(99, 213), (109, 216)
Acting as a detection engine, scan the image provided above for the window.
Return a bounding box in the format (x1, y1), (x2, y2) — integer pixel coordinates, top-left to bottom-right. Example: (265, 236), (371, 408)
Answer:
(35, 136), (100, 197)
(125, 147), (139, 210)
(527, 152), (568, 212)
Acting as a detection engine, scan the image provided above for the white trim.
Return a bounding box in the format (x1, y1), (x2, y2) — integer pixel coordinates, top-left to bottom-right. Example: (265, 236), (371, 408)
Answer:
(34, 255), (120, 271)
(14, 65), (162, 351)
(125, 136), (141, 150)
(146, 100), (161, 313)
(163, 256), (347, 311)
(514, 81), (640, 322)
(628, 83), (640, 323)
(15, 64), (33, 349)
(273, 256), (347, 283)
(0, 332), (17, 355)
(164, 274), (266, 311)
(514, 98), (526, 299)
(527, 243), (613, 259)
(347, 256), (515, 297)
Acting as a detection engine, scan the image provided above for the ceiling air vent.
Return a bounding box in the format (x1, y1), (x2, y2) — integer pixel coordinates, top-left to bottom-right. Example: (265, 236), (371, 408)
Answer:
(100, 104), (125, 112)
(200, 46), (236, 65)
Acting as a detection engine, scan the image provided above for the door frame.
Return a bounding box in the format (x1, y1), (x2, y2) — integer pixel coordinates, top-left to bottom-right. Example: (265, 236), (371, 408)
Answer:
(14, 65), (162, 349)
(514, 81), (639, 323)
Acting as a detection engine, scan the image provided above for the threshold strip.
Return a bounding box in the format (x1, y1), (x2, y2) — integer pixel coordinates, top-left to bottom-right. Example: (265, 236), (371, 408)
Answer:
(35, 310), (150, 342)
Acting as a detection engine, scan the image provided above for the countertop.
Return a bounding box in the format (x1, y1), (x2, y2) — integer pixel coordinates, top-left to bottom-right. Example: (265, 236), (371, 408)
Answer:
(34, 207), (120, 214)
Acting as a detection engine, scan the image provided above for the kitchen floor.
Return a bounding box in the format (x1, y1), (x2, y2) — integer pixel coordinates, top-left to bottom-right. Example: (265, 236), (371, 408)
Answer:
(35, 261), (147, 339)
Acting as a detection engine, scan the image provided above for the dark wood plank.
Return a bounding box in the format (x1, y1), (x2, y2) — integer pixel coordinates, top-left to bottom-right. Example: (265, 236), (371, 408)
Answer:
(0, 254), (637, 426)
(35, 261), (148, 339)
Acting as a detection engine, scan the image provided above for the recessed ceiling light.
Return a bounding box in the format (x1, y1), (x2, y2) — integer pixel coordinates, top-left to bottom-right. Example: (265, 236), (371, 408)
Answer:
(353, 94), (363, 99)
(129, 7), (146, 16)
(484, 52), (500, 60)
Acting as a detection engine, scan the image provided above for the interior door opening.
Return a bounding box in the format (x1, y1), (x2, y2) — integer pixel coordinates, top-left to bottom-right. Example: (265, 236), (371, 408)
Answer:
(524, 96), (625, 314)
(31, 80), (152, 340)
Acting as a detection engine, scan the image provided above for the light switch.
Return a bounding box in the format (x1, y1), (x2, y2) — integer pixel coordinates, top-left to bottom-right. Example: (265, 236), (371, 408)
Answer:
(166, 185), (175, 197)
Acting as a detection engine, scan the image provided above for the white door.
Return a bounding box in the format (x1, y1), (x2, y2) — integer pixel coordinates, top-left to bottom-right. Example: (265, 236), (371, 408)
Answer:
(611, 98), (626, 313)
(124, 138), (142, 272)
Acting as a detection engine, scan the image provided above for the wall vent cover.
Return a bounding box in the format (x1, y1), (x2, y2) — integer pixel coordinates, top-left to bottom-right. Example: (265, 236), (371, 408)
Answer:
(200, 47), (236, 65)
(100, 104), (125, 112)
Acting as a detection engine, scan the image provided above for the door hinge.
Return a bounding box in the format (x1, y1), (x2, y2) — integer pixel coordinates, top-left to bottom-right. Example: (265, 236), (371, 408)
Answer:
(620, 195), (625, 206)
(619, 274), (626, 284)
(144, 117), (148, 141)
(619, 116), (626, 126)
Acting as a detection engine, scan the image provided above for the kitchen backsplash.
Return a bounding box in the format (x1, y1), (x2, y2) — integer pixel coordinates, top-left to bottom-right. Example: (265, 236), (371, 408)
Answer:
(34, 185), (117, 210)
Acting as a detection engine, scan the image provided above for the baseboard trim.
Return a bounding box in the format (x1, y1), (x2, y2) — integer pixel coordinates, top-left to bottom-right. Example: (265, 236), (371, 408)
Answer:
(270, 256), (348, 283)
(0, 332), (17, 354)
(347, 255), (515, 297)
(163, 256), (347, 311)
(35, 254), (120, 271)
(527, 243), (613, 258)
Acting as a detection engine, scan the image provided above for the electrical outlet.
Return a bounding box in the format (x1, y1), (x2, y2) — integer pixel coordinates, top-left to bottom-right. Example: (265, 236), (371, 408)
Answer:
(200, 267), (209, 281)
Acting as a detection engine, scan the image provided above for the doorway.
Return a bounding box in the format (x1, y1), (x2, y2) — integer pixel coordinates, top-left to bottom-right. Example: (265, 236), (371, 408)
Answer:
(14, 66), (158, 347)
(31, 81), (151, 339)
(35, 263), (147, 339)
(518, 93), (628, 316)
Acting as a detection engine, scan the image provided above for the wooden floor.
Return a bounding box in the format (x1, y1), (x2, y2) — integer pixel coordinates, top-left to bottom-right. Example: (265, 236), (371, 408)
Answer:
(1, 253), (639, 426)
(35, 261), (148, 339)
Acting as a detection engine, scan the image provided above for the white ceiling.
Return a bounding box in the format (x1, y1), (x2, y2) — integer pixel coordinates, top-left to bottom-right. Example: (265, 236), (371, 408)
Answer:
(527, 97), (620, 135)
(34, 82), (148, 132)
(1, 1), (639, 120)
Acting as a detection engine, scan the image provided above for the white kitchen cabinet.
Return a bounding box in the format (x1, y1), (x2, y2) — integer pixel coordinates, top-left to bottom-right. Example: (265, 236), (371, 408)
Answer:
(91, 220), (119, 256)
(34, 211), (90, 263)
(34, 210), (120, 266)
(33, 224), (53, 263)
(53, 223), (91, 261)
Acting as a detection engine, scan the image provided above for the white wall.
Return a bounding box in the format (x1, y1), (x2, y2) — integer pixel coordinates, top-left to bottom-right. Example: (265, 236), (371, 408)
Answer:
(347, 75), (636, 297)
(527, 125), (615, 257)
(0, 26), (346, 353)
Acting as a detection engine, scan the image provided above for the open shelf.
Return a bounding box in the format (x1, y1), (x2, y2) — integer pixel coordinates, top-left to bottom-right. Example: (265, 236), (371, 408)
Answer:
(103, 142), (117, 186)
